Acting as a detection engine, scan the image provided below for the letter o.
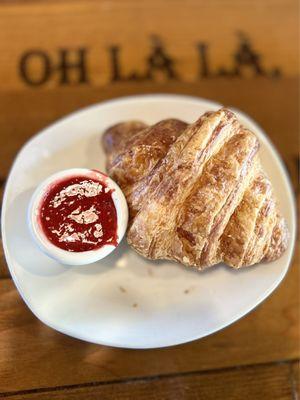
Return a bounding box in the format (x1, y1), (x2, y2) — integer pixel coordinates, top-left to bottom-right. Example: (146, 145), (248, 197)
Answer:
(19, 50), (52, 86)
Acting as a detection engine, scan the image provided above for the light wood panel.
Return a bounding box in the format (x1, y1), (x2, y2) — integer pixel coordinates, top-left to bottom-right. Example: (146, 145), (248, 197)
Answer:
(0, 0), (298, 92)
(0, 78), (298, 181)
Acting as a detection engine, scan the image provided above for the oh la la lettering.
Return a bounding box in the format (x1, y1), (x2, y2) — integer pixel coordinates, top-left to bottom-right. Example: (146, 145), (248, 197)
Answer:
(19, 33), (282, 87)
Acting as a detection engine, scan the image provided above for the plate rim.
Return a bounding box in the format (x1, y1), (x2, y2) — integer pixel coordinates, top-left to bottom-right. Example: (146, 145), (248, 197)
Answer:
(1, 93), (297, 349)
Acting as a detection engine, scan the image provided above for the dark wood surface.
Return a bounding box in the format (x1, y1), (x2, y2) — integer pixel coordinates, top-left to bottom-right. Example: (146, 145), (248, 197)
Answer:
(0, 252), (299, 394)
(0, 0), (299, 399)
(3, 362), (299, 400)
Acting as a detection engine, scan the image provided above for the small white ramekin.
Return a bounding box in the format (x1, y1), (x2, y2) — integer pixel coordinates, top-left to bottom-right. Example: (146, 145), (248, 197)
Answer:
(28, 168), (128, 265)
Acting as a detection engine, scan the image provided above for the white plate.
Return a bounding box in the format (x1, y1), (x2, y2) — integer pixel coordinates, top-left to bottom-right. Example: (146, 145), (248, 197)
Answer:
(1, 94), (296, 349)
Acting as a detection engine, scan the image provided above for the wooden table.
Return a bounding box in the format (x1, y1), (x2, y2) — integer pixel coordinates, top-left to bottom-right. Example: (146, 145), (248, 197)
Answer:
(0, 1), (299, 398)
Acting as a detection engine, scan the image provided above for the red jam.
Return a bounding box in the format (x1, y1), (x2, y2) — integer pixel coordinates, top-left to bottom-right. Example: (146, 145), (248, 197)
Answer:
(39, 176), (118, 252)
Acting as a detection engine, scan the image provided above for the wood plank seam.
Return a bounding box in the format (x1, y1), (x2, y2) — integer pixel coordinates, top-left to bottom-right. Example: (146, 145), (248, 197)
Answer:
(0, 359), (298, 398)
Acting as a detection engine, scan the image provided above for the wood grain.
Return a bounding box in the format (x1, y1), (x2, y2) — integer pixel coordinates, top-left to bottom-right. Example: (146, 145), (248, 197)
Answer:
(0, 77), (299, 182)
(0, 183), (10, 279)
(291, 361), (300, 398)
(0, 241), (9, 279)
(1, 362), (296, 399)
(0, 244), (298, 393)
(0, 0), (298, 92)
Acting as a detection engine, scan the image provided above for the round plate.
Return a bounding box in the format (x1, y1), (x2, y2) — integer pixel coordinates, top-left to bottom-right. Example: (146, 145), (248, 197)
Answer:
(1, 94), (296, 349)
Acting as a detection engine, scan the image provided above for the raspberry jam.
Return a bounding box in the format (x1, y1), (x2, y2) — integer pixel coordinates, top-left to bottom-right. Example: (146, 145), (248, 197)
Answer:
(38, 176), (118, 252)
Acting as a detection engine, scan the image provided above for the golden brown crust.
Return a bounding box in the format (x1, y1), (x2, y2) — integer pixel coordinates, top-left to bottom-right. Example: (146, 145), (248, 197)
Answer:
(107, 119), (188, 217)
(102, 121), (148, 170)
(102, 109), (289, 269)
(264, 216), (289, 262)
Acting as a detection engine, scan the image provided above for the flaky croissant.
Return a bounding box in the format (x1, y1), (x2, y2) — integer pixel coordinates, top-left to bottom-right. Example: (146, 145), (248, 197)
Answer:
(102, 109), (289, 269)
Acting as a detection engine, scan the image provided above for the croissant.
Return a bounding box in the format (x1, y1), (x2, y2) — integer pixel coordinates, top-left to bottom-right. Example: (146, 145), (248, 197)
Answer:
(102, 109), (289, 269)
